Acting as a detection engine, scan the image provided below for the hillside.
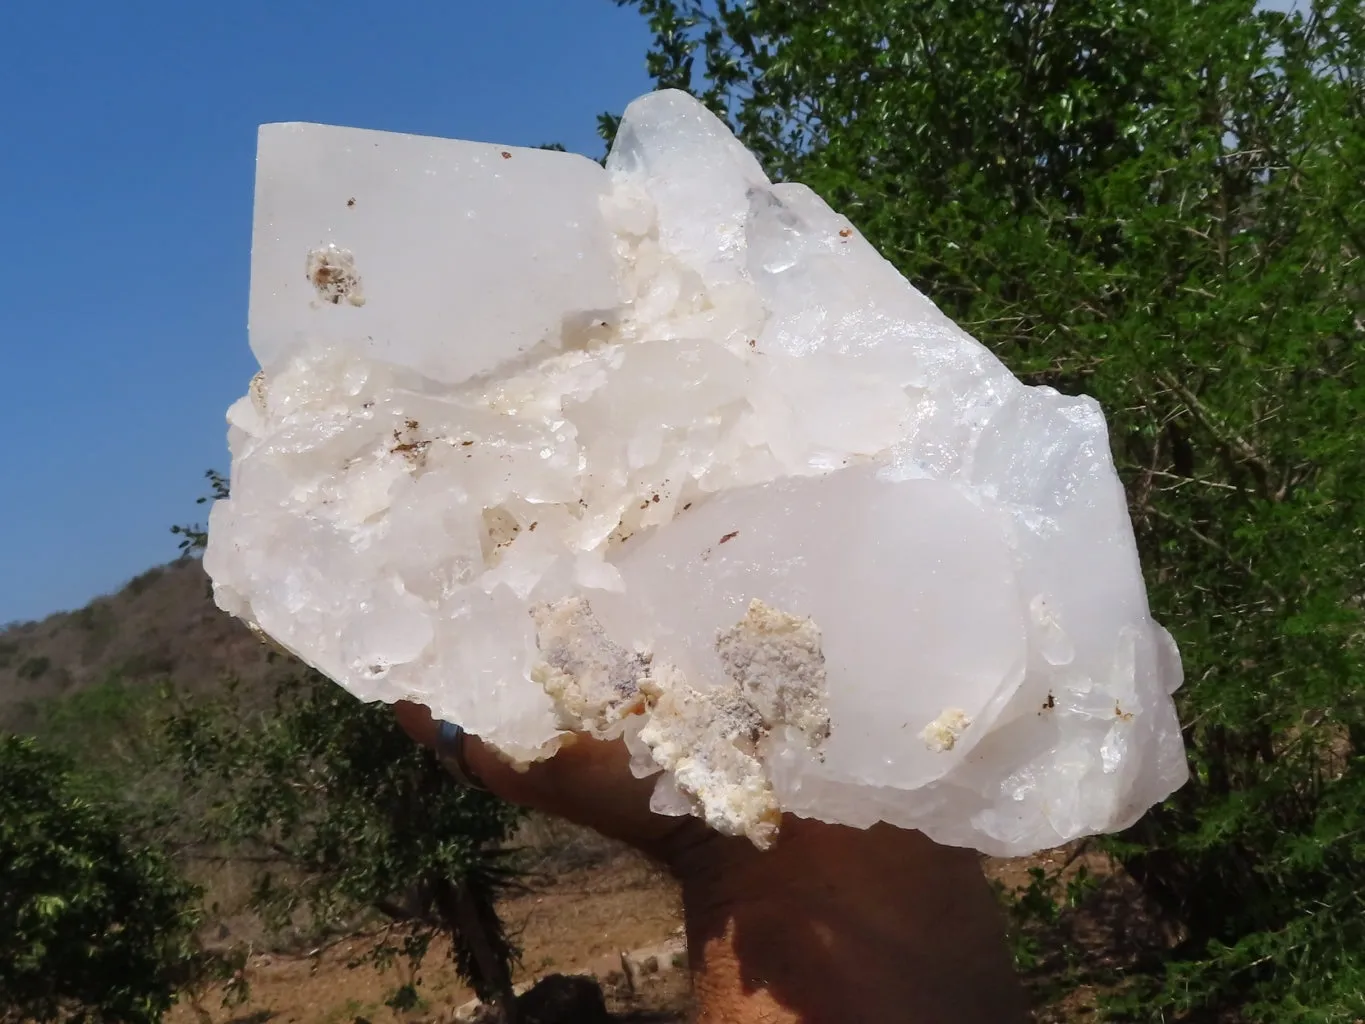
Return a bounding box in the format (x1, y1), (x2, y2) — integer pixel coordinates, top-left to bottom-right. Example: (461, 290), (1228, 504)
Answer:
(0, 558), (283, 731)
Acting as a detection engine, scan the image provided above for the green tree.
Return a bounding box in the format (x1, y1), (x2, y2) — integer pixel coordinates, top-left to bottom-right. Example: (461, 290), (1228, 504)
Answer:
(615, 1), (1365, 1019)
(0, 736), (206, 1024)
(164, 674), (525, 1018)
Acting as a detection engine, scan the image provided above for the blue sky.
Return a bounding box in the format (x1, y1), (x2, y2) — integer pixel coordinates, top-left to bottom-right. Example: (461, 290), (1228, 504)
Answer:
(0, 2), (654, 625)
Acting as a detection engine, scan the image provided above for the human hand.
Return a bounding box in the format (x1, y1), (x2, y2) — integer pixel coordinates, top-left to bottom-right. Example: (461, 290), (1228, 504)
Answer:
(394, 701), (1028, 1023)
(392, 701), (710, 865)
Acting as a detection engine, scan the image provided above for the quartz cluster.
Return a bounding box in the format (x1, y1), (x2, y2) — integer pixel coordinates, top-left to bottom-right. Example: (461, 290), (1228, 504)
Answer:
(205, 90), (1188, 856)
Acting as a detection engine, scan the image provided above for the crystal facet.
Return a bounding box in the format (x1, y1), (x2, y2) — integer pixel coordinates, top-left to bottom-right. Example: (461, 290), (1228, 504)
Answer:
(206, 90), (1189, 856)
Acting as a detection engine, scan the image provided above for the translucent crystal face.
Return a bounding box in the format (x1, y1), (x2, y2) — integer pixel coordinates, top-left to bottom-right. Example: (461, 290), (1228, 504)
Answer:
(205, 89), (1188, 856)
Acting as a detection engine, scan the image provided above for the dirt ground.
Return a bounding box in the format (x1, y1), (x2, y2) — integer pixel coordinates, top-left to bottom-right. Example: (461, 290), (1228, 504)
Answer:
(172, 850), (687, 1024)
(172, 835), (1170, 1024)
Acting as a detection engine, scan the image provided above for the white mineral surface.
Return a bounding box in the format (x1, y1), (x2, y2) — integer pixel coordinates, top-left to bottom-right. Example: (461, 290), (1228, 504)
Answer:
(205, 89), (1189, 856)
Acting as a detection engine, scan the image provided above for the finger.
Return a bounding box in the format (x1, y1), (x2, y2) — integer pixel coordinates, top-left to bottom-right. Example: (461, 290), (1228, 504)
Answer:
(394, 700), (439, 748)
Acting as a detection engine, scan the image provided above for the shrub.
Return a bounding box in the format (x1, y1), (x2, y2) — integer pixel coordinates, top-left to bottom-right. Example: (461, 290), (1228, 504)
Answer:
(0, 735), (205, 1024)
(16, 655), (51, 681)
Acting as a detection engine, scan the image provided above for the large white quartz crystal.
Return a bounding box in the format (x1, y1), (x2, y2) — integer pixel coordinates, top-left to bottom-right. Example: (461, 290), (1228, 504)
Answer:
(205, 89), (1188, 856)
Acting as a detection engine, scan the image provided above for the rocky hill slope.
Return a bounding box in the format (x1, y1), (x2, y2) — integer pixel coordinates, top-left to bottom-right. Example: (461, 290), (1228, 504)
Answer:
(0, 558), (280, 730)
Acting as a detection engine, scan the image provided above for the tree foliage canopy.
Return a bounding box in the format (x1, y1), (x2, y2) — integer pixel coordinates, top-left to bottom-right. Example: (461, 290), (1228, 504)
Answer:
(0, 736), (204, 1024)
(615, 0), (1365, 1018)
